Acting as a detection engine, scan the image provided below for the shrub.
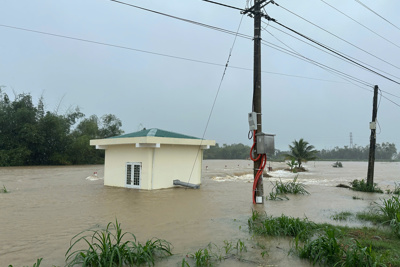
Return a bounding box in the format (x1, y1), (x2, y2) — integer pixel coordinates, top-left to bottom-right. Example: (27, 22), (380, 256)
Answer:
(65, 219), (171, 266)
(350, 179), (383, 193)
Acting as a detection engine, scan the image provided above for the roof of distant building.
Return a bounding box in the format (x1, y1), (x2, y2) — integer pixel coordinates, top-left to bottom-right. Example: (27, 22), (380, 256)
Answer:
(109, 128), (201, 140)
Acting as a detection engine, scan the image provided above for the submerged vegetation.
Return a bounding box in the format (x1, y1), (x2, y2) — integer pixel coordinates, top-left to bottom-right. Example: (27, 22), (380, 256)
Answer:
(1, 185), (8, 193)
(350, 179), (383, 193)
(249, 210), (400, 266)
(182, 239), (249, 267)
(9, 196), (400, 266)
(65, 220), (171, 266)
(268, 175), (309, 200)
(8, 258), (43, 267)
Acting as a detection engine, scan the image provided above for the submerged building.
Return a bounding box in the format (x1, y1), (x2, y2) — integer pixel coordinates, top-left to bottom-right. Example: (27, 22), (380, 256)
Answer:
(90, 128), (215, 190)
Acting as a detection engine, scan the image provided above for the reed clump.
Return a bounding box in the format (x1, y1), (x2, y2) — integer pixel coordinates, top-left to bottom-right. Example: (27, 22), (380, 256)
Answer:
(249, 210), (400, 266)
(65, 219), (172, 267)
(2, 185), (8, 193)
(8, 258), (42, 267)
(350, 179), (383, 193)
(268, 175), (309, 200)
(182, 239), (249, 267)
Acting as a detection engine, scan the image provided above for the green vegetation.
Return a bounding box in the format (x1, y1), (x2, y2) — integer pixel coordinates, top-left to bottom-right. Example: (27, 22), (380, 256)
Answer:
(203, 143), (251, 159)
(249, 210), (400, 266)
(203, 141), (399, 161)
(330, 211), (353, 221)
(286, 158), (297, 172)
(182, 240), (249, 267)
(8, 258), (43, 267)
(350, 179), (383, 193)
(0, 88), (123, 166)
(1, 185), (8, 193)
(318, 143), (398, 161)
(284, 138), (318, 168)
(65, 219), (171, 267)
(386, 182), (400, 195)
(268, 176), (309, 200)
(248, 211), (317, 241)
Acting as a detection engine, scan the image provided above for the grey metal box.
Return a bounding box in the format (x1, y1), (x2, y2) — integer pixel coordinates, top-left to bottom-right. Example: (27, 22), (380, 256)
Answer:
(256, 133), (275, 155)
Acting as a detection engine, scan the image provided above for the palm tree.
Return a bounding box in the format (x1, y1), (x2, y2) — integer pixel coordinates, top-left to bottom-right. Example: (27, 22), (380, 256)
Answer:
(284, 139), (318, 169)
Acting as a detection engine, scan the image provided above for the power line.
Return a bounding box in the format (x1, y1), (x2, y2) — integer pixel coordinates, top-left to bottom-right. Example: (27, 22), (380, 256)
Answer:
(187, 14), (245, 185)
(381, 94), (400, 108)
(267, 18), (400, 85)
(262, 24), (373, 91)
(320, 0), (400, 50)
(354, 0), (400, 32)
(202, 0), (244, 11)
(110, 0), (376, 88)
(110, 0), (252, 40)
(0, 24), (347, 85)
(277, 3), (400, 71)
(381, 90), (400, 99)
(264, 22), (400, 81)
(261, 39), (374, 89)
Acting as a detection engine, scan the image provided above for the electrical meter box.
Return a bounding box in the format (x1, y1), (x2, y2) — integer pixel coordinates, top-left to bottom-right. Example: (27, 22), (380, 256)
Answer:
(256, 132), (275, 155)
(248, 112), (257, 131)
(369, 121), (376, 130)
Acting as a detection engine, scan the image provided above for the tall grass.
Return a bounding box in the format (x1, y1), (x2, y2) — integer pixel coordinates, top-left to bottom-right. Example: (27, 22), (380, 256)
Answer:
(350, 179), (383, 193)
(8, 258), (42, 267)
(184, 240), (249, 267)
(248, 210), (317, 241)
(268, 176), (309, 200)
(65, 219), (171, 266)
(2, 185), (8, 193)
(296, 227), (342, 266)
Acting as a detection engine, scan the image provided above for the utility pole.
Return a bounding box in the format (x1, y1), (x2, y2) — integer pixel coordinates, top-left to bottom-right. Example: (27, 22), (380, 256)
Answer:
(350, 132), (353, 148)
(367, 85), (379, 186)
(253, 0), (263, 203)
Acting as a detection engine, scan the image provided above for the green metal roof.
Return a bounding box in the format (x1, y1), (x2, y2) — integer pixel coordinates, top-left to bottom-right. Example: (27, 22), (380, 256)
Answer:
(109, 128), (201, 140)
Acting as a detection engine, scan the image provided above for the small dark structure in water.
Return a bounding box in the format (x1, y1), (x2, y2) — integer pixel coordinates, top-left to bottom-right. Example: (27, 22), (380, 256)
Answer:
(332, 161), (343, 168)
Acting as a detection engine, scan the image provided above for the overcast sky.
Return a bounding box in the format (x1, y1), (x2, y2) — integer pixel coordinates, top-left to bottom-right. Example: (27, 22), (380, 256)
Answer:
(1, 0), (399, 150)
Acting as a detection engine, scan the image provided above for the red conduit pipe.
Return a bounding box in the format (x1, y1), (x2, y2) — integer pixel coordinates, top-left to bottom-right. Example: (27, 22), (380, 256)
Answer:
(252, 155), (267, 204)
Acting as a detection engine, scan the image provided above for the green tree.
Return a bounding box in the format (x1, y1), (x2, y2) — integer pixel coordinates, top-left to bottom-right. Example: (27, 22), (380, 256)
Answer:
(0, 87), (124, 166)
(284, 139), (318, 168)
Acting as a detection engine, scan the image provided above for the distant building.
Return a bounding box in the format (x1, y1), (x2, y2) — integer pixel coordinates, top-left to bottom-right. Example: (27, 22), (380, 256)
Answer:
(90, 128), (215, 190)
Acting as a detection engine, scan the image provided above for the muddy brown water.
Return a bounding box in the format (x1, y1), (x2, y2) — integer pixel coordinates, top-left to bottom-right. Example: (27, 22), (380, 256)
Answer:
(0, 160), (399, 266)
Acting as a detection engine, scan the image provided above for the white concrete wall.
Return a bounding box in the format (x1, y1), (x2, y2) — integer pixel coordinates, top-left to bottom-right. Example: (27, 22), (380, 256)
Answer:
(104, 145), (152, 189)
(151, 145), (203, 190)
(103, 144), (203, 190)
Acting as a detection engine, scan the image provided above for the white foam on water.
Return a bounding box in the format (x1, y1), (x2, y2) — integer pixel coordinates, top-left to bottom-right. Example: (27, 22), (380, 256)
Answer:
(85, 175), (103, 181)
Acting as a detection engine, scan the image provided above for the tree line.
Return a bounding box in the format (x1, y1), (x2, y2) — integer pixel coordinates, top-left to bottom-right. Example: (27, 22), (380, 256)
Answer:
(0, 89), (123, 166)
(204, 142), (399, 161)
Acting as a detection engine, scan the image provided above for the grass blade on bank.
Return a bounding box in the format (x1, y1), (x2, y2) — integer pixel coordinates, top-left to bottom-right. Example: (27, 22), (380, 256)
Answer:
(65, 219), (172, 266)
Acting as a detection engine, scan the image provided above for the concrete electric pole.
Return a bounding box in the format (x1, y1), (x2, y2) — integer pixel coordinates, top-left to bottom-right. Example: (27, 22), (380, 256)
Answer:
(367, 85), (379, 187)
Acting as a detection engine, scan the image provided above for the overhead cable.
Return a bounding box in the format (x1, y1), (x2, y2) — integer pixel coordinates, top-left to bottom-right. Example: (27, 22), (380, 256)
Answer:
(277, 4), (400, 71)
(264, 23), (400, 81)
(268, 18), (400, 85)
(262, 24), (373, 91)
(261, 39), (374, 89)
(320, 0), (400, 50)
(354, 0), (400, 32)
(110, 0), (252, 40)
(0, 24), (350, 84)
(202, 0), (244, 11)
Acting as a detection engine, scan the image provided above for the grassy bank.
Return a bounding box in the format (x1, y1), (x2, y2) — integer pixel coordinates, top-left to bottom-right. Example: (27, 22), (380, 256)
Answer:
(249, 195), (400, 266)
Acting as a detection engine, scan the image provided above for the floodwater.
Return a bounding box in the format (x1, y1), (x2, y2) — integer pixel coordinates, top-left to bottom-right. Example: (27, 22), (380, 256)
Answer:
(0, 160), (399, 266)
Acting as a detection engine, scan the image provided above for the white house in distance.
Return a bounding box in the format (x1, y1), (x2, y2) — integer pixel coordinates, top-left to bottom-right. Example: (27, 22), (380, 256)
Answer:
(90, 128), (215, 190)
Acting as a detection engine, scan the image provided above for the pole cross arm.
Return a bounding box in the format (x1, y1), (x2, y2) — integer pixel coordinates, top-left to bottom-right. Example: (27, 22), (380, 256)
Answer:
(241, 0), (271, 15)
